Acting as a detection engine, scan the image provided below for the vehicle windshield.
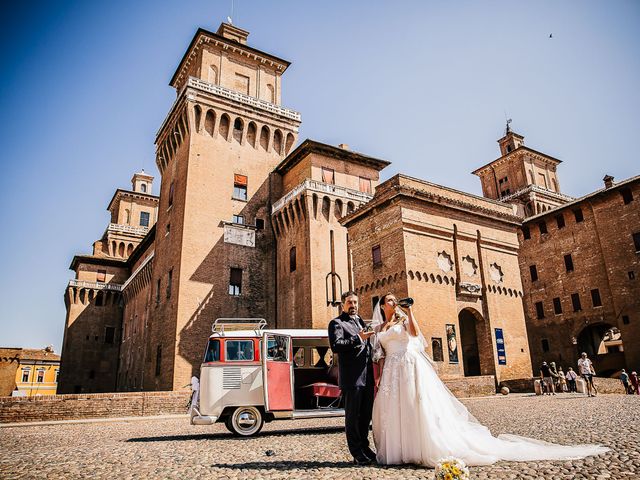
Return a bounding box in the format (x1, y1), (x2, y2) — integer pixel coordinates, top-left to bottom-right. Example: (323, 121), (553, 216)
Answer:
(204, 339), (220, 362)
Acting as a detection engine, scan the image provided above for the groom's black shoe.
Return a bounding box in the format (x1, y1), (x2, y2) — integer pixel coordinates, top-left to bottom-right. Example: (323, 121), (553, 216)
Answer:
(362, 447), (377, 463)
(353, 454), (373, 466)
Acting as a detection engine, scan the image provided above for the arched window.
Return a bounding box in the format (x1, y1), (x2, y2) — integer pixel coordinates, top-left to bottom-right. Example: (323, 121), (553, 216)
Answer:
(273, 130), (283, 154)
(194, 105), (202, 133)
(290, 246), (296, 272)
(247, 122), (257, 148)
(260, 126), (270, 151)
(285, 133), (295, 154)
(233, 118), (243, 143)
(141, 183), (147, 193)
(266, 84), (275, 103)
(127, 244), (134, 256)
(204, 110), (215, 136)
(219, 114), (230, 140)
(125, 209), (130, 224)
(118, 243), (125, 257)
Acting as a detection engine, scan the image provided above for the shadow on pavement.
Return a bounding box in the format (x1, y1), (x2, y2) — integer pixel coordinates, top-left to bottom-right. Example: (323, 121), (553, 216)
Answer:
(126, 426), (344, 443)
(211, 460), (426, 471)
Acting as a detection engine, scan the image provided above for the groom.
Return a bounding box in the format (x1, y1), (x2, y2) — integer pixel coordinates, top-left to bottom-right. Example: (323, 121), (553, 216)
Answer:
(328, 291), (376, 465)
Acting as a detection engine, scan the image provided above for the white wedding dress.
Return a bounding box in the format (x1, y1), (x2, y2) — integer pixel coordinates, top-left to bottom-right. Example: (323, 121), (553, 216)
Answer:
(371, 323), (609, 466)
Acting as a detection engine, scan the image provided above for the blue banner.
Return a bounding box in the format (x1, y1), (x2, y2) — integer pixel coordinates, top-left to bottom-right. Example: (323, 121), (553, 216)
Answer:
(495, 328), (506, 365)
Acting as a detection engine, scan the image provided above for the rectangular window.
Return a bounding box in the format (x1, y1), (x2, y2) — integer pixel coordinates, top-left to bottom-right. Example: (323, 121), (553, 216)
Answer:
(229, 268), (242, 296)
(97, 269), (106, 282)
(591, 288), (602, 307)
(541, 339), (550, 353)
(155, 345), (162, 377)
(623, 315), (630, 325)
(37, 370), (45, 383)
(538, 221), (548, 235)
(633, 232), (640, 252)
(105, 326), (115, 344)
(522, 226), (531, 240)
(140, 211), (150, 227)
(156, 278), (161, 305)
(529, 265), (538, 282)
(226, 340), (254, 361)
(289, 246), (296, 272)
(629, 271), (636, 280)
(571, 293), (582, 312)
(431, 338), (444, 362)
(621, 187), (633, 204)
(553, 297), (562, 315)
(55, 369), (59, 383)
(564, 254), (574, 272)
(322, 167), (335, 185)
(204, 339), (220, 362)
(232, 214), (244, 225)
(21, 369), (30, 383)
(535, 301), (545, 319)
(359, 177), (372, 194)
(573, 208), (584, 223)
(555, 214), (565, 229)
(233, 174), (248, 201)
(166, 269), (173, 298)
(255, 218), (264, 230)
(372, 245), (382, 266)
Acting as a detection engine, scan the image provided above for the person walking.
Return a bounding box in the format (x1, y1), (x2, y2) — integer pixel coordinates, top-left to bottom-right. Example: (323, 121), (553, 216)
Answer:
(549, 362), (561, 391)
(620, 369), (630, 394)
(565, 367), (578, 393)
(540, 361), (556, 395)
(577, 352), (598, 397)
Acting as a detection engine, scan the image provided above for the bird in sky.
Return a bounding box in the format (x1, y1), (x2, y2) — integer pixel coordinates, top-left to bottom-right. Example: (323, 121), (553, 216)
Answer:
(549, 33), (553, 38)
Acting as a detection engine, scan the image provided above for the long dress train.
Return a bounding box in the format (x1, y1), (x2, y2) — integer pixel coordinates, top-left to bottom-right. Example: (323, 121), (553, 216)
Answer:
(372, 324), (609, 466)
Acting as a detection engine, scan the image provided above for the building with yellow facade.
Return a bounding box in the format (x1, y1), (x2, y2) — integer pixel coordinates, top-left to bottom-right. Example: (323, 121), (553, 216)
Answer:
(0, 346), (60, 397)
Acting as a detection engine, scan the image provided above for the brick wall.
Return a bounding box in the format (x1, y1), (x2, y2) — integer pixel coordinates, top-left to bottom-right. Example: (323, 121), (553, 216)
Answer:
(0, 391), (191, 424)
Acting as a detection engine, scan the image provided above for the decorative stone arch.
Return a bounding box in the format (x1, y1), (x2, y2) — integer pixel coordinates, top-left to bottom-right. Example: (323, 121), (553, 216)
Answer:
(247, 122), (257, 148)
(416, 271), (422, 281)
(204, 109), (216, 136)
(285, 133), (295, 154)
(334, 199), (343, 220)
(273, 129), (283, 155)
(364, 284), (370, 292)
(381, 277), (387, 287)
(408, 270), (415, 280)
(232, 117), (244, 144)
(576, 323), (625, 377)
(312, 193), (319, 219)
(321, 196), (331, 222)
(444, 276), (450, 285)
(387, 275), (393, 285)
(457, 307), (496, 378)
(118, 242), (125, 257)
(193, 105), (202, 133)
(436, 274), (443, 284)
(127, 243), (134, 256)
(219, 114), (230, 141)
(346, 201), (355, 214)
(430, 273), (436, 283)
(260, 125), (270, 151)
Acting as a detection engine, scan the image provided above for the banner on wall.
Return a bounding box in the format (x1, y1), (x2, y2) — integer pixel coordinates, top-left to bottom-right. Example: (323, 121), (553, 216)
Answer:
(495, 328), (507, 365)
(446, 324), (458, 363)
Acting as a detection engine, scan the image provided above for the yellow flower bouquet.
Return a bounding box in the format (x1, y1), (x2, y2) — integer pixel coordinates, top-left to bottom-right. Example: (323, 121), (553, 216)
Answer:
(435, 457), (470, 480)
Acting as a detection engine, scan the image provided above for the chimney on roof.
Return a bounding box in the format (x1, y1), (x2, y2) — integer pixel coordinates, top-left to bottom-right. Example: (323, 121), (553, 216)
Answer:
(338, 144), (350, 150)
(216, 23), (249, 44)
(603, 175), (615, 189)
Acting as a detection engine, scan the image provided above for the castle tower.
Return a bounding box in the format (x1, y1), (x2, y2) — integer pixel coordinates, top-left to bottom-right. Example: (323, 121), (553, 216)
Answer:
(271, 141), (389, 328)
(60, 172), (159, 393)
(472, 125), (572, 217)
(147, 23), (301, 390)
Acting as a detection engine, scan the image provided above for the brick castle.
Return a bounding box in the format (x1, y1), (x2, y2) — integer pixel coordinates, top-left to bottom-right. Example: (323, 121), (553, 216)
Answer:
(60, 23), (639, 394)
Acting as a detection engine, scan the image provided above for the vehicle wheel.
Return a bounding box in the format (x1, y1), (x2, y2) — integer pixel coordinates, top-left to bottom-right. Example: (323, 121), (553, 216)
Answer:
(224, 416), (235, 433)
(228, 406), (263, 436)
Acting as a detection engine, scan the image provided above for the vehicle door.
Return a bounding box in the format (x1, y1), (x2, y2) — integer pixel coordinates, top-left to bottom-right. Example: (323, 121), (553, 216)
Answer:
(262, 332), (293, 411)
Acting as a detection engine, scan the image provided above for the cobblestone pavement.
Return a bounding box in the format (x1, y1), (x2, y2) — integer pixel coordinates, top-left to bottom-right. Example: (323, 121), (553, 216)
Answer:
(1, 394), (638, 479)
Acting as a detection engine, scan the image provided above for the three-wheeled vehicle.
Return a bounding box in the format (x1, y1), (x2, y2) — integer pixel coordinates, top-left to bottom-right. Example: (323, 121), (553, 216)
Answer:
(190, 318), (344, 436)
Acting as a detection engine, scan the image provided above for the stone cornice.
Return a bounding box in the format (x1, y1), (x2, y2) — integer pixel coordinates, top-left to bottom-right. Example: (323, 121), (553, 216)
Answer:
(106, 189), (159, 214)
(341, 175), (522, 227)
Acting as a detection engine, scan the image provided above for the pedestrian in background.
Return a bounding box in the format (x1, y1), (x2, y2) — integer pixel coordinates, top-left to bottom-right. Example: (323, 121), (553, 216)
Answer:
(620, 369), (630, 394)
(578, 352), (597, 397)
(565, 367), (578, 393)
(549, 362), (561, 391)
(540, 361), (556, 396)
(558, 367), (568, 393)
(631, 371), (639, 395)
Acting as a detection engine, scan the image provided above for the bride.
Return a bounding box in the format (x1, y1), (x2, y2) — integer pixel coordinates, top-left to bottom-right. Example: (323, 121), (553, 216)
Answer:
(371, 293), (609, 466)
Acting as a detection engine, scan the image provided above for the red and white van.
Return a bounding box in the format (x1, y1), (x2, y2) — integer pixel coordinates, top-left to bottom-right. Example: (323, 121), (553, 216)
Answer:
(190, 319), (344, 436)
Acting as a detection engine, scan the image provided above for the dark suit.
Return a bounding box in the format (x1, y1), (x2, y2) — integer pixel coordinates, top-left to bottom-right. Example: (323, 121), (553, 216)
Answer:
(328, 311), (374, 459)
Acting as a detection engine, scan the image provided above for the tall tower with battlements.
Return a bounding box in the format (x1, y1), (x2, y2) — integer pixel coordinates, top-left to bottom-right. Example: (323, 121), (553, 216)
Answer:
(147, 23), (301, 389)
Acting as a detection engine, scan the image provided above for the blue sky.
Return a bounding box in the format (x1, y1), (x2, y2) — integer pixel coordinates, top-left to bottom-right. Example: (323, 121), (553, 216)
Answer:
(1, 1), (638, 352)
